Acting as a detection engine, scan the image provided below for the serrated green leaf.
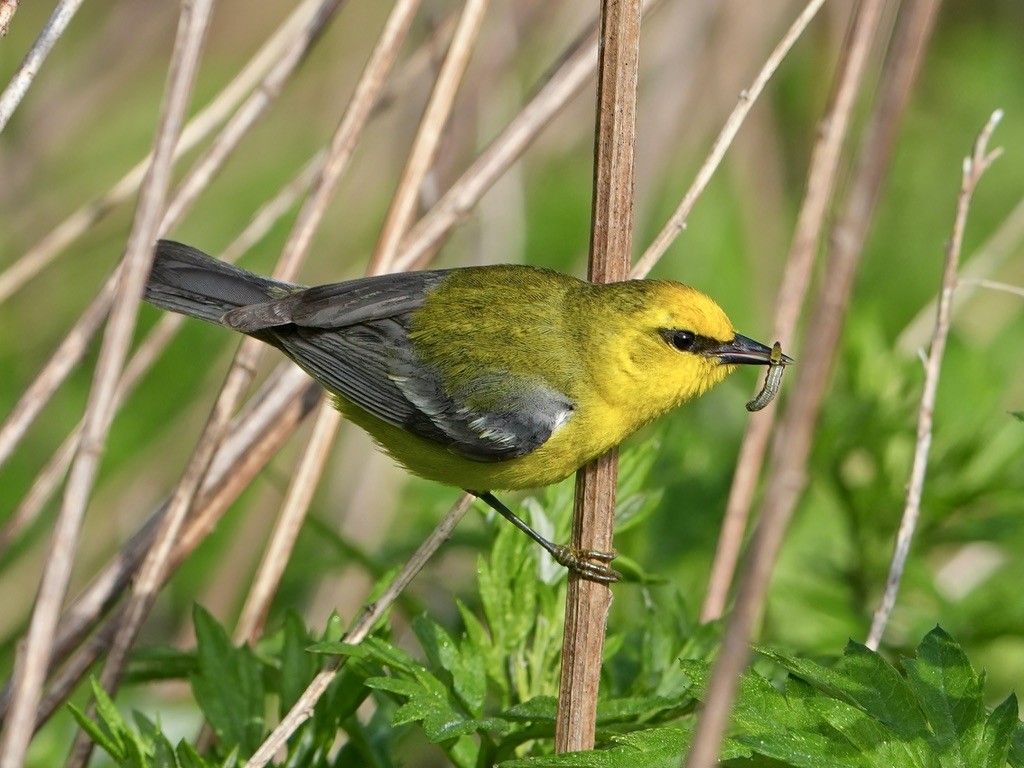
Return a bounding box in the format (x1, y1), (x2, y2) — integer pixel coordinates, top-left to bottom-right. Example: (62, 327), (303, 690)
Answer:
(279, 611), (315, 717)
(412, 616), (486, 716)
(457, 598), (507, 700)
(902, 627), (985, 768)
(124, 645), (197, 684)
(503, 696), (558, 722)
(68, 702), (125, 763)
(124, 731), (150, 768)
(151, 730), (178, 768)
(806, 694), (935, 768)
(1010, 719), (1024, 767)
(498, 726), (740, 768)
(307, 639), (371, 657)
(594, 696), (682, 723)
(980, 694), (1018, 768)
(90, 676), (130, 746)
(177, 740), (214, 768)
(761, 641), (929, 737)
(189, 604), (265, 757)
(323, 612), (346, 643)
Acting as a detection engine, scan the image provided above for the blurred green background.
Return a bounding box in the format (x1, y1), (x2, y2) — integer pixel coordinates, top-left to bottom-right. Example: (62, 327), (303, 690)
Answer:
(2, 0), (1023, 764)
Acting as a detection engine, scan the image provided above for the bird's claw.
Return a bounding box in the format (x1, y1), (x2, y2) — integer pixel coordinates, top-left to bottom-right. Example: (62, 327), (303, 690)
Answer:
(551, 545), (621, 583)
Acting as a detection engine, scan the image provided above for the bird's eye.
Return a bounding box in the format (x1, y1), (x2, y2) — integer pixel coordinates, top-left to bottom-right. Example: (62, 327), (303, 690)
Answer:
(670, 330), (695, 351)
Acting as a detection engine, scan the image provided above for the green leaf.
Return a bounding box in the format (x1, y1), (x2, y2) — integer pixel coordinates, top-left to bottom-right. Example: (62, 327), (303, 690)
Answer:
(498, 726), (748, 767)
(805, 693), (934, 768)
(503, 696), (557, 722)
(979, 694), (1018, 768)
(902, 627), (986, 767)
(177, 741), (215, 768)
(1010, 411), (1024, 423)
(151, 730), (178, 768)
(68, 702), (125, 763)
(1010, 718), (1024, 767)
(189, 604), (265, 757)
(412, 616), (486, 716)
(761, 640), (929, 737)
(279, 611), (316, 717)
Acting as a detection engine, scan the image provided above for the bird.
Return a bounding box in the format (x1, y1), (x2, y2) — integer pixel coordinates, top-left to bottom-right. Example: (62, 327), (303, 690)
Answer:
(144, 240), (791, 582)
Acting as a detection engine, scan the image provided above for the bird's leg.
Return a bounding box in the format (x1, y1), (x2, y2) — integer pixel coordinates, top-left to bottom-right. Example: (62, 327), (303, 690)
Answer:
(472, 491), (621, 584)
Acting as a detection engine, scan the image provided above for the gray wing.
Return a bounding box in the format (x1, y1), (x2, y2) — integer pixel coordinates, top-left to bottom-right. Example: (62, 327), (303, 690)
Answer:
(225, 270), (573, 461)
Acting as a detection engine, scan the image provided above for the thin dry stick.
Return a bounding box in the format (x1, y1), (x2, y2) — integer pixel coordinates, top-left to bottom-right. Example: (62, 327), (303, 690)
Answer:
(66, 337), (266, 768)
(234, 397), (331, 643)
(555, 0), (640, 754)
(0, 0), (324, 305)
(0, 0), (343, 473)
(700, 0), (885, 623)
(0, 282), (114, 469)
(866, 110), (1003, 650)
(0, 0), (85, 132)
(159, 0), (348, 232)
(958, 277), (1024, 299)
(0, 0), (350, 481)
(370, 0), (489, 272)
(0, 0), (17, 38)
(686, 1), (932, 764)
(0, 153), (324, 558)
(244, 494), (473, 768)
(393, 0), (669, 273)
(28, 375), (323, 730)
(630, 0), (827, 280)
(898, 194), (1024, 353)
(0, 2), (213, 765)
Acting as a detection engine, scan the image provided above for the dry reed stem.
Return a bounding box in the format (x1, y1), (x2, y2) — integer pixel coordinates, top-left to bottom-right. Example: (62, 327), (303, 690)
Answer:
(866, 110), (1003, 650)
(898, 194), (1024, 352)
(631, 0), (827, 280)
(0, 368), (320, 730)
(705, 0), (939, 627)
(684, 0), (892, 764)
(0, 0), (344, 474)
(391, 0), (660, 273)
(66, 340), (262, 768)
(243, 494), (473, 768)
(700, 0), (893, 622)
(0, 0), (324, 305)
(160, 0), (348, 233)
(0, 154), (324, 559)
(554, 0), (640, 754)
(370, 0), (489, 273)
(234, 399), (332, 644)
(957, 277), (1024, 299)
(0, 2), (214, 765)
(0, 280), (114, 470)
(0, 0), (16, 38)
(0, 0), (84, 131)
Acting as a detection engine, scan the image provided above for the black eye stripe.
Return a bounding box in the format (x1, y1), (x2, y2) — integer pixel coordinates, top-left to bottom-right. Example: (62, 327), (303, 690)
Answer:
(659, 328), (722, 354)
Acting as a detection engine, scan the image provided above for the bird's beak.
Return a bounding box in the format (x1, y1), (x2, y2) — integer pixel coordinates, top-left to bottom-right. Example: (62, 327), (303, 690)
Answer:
(706, 334), (795, 366)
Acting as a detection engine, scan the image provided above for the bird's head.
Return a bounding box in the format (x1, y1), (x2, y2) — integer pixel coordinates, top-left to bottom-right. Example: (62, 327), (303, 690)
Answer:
(589, 280), (790, 422)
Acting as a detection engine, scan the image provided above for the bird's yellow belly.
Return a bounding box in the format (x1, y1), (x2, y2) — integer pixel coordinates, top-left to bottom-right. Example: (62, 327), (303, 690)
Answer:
(336, 396), (627, 491)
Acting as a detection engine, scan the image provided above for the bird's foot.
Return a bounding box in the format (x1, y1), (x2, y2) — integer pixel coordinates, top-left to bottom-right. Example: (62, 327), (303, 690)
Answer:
(550, 545), (621, 583)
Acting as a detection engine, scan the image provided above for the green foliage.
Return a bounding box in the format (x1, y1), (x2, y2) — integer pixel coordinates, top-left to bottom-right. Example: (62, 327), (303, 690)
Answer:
(73, 474), (1023, 767)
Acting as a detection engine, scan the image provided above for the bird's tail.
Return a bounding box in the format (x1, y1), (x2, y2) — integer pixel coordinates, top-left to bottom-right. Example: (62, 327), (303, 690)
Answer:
(145, 240), (296, 324)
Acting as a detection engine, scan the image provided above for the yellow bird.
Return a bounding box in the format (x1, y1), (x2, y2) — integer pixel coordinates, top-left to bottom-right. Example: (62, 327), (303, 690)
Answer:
(145, 240), (790, 582)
